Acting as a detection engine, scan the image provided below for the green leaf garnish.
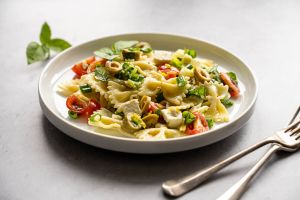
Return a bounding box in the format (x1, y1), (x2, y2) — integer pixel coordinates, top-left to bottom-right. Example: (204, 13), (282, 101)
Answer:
(94, 47), (118, 60)
(94, 67), (109, 82)
(39, 22), (51, 45)
(206, 118), (214, 128)
(112, 40), (139, 53)
(26, 22), (71, 65)
(227, 72), (238, 85)
(26, 42), (50, 64)
(220, 98), (234, 108)
(187, 86), (207, 99)
(48, 38), (71, 52)
(176, 75), (187, 87)
(182, 111), (195, 124)
(184, 48), (197, 58)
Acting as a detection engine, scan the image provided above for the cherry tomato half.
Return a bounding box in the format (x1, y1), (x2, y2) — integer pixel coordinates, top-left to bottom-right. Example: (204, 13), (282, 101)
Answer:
(66, 95), (88, 114)
(220, 72), (240, 98)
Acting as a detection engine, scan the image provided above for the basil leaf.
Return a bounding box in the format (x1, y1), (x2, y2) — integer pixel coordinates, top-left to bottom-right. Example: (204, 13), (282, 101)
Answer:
(40, 22), (51, 45)
(94, 67), (108, 82)
(94, 48), (118, 60)
(227, 72), (238, 85)
(26, 42), (49, 64)
(48, 38), (71, 52)
(188, 86), (207, 99)
(176, 76), (187, 87)
(220, 98), (234, 108)
(112, 40), (139, 53)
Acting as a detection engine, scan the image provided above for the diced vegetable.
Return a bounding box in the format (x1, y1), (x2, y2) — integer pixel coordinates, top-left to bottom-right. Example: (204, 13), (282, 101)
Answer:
(171, 57), (183, 69)
(186, 64), (194, 70)
(158, 65), (179, 79)
(187, 86), (207, 99)
(176, 75), (187, 87)
(221, 98), (234, 108)
(206, 118), (214, 128)
(115, 62), (144, 82)
(79, 84), (92, 93)
(71, 56), (96, 77)
(186, 112), (209, 135)
(68, 110), (78, 119)
(66, 95), (88, 114)
(184, 48), (197, 58)
(182, 111), (195, 124)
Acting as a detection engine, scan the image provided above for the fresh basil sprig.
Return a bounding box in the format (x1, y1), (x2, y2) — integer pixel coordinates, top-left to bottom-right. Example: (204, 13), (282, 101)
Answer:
(26, 22), (71, 65)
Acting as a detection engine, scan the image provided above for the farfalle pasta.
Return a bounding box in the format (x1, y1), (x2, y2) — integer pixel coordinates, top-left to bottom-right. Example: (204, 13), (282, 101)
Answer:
(58, 40), (240, 139)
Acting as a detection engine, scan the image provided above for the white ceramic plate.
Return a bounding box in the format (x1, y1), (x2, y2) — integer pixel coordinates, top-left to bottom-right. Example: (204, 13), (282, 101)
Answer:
(39, 33), (257, 154)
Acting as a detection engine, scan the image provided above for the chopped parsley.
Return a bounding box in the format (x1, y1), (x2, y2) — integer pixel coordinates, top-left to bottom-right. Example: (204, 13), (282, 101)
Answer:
(176, 75), (187, 87)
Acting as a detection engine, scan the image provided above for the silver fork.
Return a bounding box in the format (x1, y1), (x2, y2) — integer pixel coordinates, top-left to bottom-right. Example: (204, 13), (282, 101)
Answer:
(162, 106), (300, 197)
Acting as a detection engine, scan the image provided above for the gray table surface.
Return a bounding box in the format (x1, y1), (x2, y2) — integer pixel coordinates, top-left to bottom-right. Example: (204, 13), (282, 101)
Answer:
(1, 0), (300, 199)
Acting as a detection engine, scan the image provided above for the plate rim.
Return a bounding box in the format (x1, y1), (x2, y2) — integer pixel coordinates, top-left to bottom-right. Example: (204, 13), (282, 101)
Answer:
(38, 32), (258, 145)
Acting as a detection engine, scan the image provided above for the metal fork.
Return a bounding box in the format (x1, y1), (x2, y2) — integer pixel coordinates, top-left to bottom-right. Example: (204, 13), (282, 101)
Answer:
(162, 106), (300, 197)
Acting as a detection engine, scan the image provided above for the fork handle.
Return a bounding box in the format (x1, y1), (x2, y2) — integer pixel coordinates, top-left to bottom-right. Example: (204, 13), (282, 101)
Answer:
(162, 137), (276, 197)
(217, 145), (280, 200)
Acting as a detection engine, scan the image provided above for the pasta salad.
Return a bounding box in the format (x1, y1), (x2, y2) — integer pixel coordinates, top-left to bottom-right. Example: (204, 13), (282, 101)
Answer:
(58, 40), (240, 139)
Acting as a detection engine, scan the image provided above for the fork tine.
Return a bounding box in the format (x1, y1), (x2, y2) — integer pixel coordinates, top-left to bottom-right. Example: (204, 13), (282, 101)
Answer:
(288, 106), (300, 124)
(290, 125), (300, 136)
(284, 119), (300, 132)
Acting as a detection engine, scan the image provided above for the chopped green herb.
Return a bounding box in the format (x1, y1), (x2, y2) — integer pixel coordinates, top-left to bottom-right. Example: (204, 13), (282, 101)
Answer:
(115, 111), (124, 117)
(176, 75), (187, 87)
(227, 72), (238, 85)
(206, 118), (214, 128)
(156, 91), (165, 102)
(184, 48), (197, 58)
(68, 110), (78, 119)
(79, 84), (92, 93)
(140, 47), (152, 53)
(221, 98), (234, 108)
(154, 109), (161, 116)
(171, 57), (183, 69)
(186, 64), (194, 70)
(115, 62), (144, 82)
(188, 86), (207, 99)
(89, 112), (101, 122)
(182, 111), (195, 124)
(208, 65), (221, 83)
(126, 79), (142, 89)
(94, 67), (109, 82)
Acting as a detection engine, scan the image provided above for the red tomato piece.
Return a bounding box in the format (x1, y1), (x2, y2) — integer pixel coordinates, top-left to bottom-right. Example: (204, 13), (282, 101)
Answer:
(87, 58), (107, 73)
(186, 112), (209, 135)
(85, 99), (101, 117)
(220, 72), (240, 98)
(66, 95), (88, 114)
(158, 65), (179, 79)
